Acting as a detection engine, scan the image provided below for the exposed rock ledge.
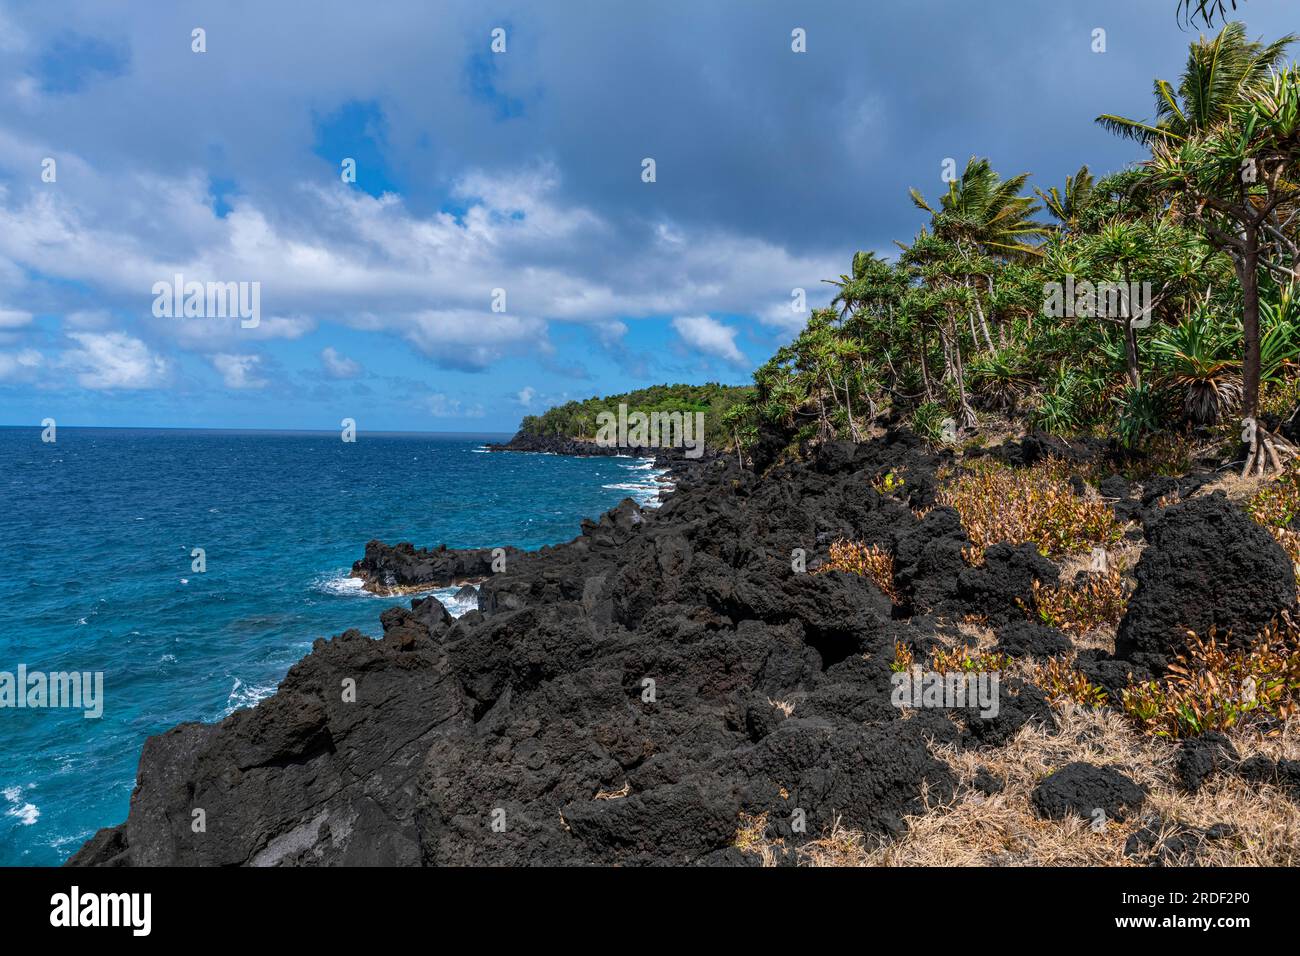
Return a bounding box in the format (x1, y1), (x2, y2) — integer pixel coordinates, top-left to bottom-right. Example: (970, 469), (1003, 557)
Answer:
(350, 541), (522, 595)
(68, 431), (1294, 866)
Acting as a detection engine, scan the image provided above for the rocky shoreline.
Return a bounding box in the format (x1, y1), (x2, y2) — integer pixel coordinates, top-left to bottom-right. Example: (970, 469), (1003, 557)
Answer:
(485, 431), (723, 463)
(69, 430), (1297, 866)
(349, 541), (520, 596)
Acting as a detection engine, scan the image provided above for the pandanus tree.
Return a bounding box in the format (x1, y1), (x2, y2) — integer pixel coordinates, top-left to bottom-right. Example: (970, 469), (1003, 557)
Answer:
(1180, 0), (1246, 27)
(1099, 22), (1298, 470)
(909, 157), (1049, 361)
(1144, 65), (1300, 472)
(900, 158), (1049, 433)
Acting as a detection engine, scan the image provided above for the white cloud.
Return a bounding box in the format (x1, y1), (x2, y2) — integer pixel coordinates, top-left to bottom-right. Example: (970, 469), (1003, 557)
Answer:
(671, 315), (747, 367)
(516, 386), (535, 406)
(211, 353), (266, 389)
(320, 346), (360, 379)
(62, 332), (167, 389)
(0, 308), (31, 328)
(0, 347), (41, 381)
(425, 393), (485, 418)
(757, 300), (813, 335)
(64, 309), (113, 330)
(0, 144), (839, 377)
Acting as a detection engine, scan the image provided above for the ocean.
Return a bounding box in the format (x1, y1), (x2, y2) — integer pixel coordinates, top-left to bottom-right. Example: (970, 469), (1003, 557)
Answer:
(0, 427), (669, 865)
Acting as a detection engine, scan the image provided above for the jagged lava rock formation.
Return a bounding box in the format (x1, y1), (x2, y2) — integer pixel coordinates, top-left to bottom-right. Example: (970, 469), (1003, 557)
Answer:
(68, 432), (1285, 866)
(1115, 491), (1296, 672)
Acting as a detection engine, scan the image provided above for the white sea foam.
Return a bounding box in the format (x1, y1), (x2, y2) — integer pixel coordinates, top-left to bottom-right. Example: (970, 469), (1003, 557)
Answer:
(222, 677), (277, 716)
(603, 476), (670, 507)
(432, 584), (478, 618)
(312, 570), (474, 617)
(3, 785), (39, 826)
(313, 571), (370, 597)
(602, 459), (674, 507)
(602, 481), (654, 493)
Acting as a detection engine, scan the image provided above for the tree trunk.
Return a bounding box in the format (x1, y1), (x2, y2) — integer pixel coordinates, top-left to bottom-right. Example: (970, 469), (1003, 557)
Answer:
(1233, 230), (1295, 476)
(969, 276), (995, 351)
(844, 375), (860, 441)
(952, 325), (977, 430)
(919, 329), (934, 401)
(1239, 241), (1261, 420)
(1124, 318), (1141, 391)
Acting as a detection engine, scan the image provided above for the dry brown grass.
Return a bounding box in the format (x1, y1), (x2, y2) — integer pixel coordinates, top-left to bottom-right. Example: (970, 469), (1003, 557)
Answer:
(733, 811), (785, 866)
(791, 710), (1300, 866)
(768, 698), (795, 718)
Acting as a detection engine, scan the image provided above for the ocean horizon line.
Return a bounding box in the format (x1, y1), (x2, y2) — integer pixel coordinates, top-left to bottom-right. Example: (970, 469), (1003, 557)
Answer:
(0, 423), (516, 438)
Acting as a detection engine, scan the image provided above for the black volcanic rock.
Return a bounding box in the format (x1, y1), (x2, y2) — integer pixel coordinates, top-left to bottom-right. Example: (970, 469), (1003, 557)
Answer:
(1030, 762), (1146, 822)
(1124, 819), (1236, 866)
(996, 619), (1072, 659)
(488, 433), (646, 457)
(70, 438), (972, 866)
(1236, 756), (1300, 797)
(351, 540), (523, 594)
(960, 678), (1055, 747)
(70, 623), (460, 866)
(893, 507), (970, 615)
(1074, 649), (1150, 701)
(66, 433), (1149, 867)
(977, 430), (1104, 469)
(956, 542), (1058, 626)
(486, 432), (719, 464)
(1175, 732), (1239, 793)
(1114, 492), (1296, 672)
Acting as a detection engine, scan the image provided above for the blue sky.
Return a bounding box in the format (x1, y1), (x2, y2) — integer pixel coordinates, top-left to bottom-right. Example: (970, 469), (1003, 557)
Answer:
(0, 0), (1296, 432)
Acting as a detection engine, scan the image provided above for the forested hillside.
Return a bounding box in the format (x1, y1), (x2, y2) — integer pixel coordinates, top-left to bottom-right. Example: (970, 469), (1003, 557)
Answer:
(516, 383), (753, 451)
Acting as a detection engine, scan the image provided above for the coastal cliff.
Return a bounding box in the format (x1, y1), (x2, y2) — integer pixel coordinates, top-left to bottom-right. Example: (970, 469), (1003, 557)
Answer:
(69, 431), (1298, 866)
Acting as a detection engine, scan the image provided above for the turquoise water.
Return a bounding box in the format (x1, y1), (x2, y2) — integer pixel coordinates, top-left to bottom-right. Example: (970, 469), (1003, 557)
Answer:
(0, 427), (667, 865)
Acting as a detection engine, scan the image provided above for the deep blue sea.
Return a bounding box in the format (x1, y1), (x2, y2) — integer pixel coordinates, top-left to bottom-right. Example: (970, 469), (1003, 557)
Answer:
(0, 427), (669, 865)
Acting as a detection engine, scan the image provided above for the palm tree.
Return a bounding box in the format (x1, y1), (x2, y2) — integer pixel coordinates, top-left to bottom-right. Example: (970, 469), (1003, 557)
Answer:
(909, 157), (1050, 261)
(1035, 165), (1096, 234)
(1096, 22), (1295, 145)
(824, 251), (889, 317)
(1144, 65), (1300, 474)
(905, 160), (1048, 428)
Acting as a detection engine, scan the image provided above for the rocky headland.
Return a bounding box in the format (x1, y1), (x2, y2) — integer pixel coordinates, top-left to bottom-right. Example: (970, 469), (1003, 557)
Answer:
(69, 429), (1299, 866)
